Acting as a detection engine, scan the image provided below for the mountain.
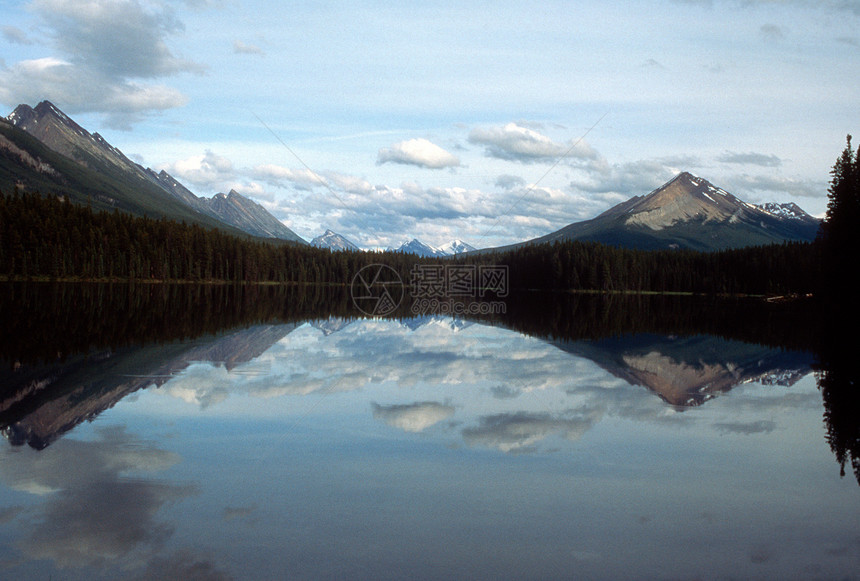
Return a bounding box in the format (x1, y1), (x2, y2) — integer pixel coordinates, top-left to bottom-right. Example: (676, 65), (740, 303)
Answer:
(1, 111), (218, 225)
(437, 239), (477, 255)
(552, 333), (813, 408)
(497, 172), (820, 252)
(3, 101), (305, 243)
(205, 190), (301, 240)
(394, 238), (478, 257)
(396, 238), (448, 257)
(0, 323), (299, 449)
(311, 229), (360, 251)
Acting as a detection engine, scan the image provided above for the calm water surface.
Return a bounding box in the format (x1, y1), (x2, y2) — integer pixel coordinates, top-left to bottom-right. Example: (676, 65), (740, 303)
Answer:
(0, 283), (857, 580)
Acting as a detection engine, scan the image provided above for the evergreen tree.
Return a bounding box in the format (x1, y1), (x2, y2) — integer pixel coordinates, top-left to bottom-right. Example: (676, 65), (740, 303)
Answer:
(820, 135), (860, 244)
(818, 135), (860, 298)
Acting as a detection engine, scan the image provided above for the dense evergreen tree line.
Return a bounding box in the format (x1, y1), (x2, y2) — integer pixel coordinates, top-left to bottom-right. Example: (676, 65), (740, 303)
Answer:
(0, 188), (420, 284)
(458, 238), (820, 295)
(0, 187), (823, 295)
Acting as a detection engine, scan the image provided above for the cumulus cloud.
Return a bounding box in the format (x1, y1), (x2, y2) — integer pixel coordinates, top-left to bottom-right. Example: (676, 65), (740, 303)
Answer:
(377, 138), (461, 169)
(372, 401), (455, 432)
(34, 0), (201, 79)
(462, 410), (601, 453)
(570, 157), (684, 196)
(0, 57), (189, 129)
(0, 0), (202, 128)
(468, 122), (597, 163)
(159, 150), (236, 192)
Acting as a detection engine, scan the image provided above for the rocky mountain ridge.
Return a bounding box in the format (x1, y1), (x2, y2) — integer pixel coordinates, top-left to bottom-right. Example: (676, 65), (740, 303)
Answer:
(5, 101), (305, 243)
(311, 229), (360, 251)
(503, 171), (821, 252)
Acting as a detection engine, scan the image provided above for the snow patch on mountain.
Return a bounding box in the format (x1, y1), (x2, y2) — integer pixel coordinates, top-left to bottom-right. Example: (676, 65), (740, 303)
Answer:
(437, 239), (477, 255)
(311, 229), (360, 251)
(757, 202), (813, 221)
(396, 239), (447, 257)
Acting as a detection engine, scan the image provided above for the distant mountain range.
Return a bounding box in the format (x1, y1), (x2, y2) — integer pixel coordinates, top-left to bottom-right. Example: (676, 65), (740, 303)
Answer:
(309, 231), (478, 255)
(393, 238), (477, 257)
(1, 101), (821, 254)
(488, 172), (820, 252)
(1, 101), (305, 243)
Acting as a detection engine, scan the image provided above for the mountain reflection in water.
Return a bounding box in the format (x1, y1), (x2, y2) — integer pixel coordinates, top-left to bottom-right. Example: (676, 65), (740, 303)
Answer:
(0, 282), (857, 580)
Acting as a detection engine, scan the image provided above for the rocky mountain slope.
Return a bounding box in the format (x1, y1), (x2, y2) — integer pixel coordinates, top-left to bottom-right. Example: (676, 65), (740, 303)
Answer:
(495, 172), (820, 252)
(3, 101), (305, 243)
(311, 229), (360, 251)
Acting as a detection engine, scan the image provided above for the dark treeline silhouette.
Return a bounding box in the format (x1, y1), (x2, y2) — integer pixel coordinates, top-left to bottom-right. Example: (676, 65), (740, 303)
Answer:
(456, 239), (820, 295)
(0, 281), (363, 366)
(0, 283), (824, 367)
(0, 189), (421, 285)
(1, 188), (820, 295)
(481, 291), (822, 353)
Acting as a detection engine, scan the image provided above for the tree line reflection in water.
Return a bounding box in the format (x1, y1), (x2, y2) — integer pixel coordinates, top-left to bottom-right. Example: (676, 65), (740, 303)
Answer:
(0, 281), (857, 485)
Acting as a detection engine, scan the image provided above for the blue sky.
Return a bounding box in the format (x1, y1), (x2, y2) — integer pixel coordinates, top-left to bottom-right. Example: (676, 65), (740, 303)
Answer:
(2, 0), (858, 248)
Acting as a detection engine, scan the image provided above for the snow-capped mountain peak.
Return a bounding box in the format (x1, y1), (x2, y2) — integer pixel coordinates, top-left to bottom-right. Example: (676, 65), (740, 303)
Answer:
(757, 202), (815, 222)
(437, 239), (477, 255)
(396, 239), (446, 257)
(311, 229), (360, 251)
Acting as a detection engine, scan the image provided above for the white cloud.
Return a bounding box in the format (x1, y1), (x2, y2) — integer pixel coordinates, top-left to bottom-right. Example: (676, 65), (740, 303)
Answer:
(570, 157), (692, 196)
(462, 410), (601, 453)
(33, 0), (201, 79)
(0, 0), (202, 128)
(0, 57), (190, 129)
(468, 122), (597, 164)
(377, 138), (461, 169)
(159, 149), (236, 192)
(372, 402), (455, 432)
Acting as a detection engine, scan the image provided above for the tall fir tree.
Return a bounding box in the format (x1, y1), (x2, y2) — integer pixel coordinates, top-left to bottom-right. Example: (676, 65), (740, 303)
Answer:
(819, 135), (860, 298)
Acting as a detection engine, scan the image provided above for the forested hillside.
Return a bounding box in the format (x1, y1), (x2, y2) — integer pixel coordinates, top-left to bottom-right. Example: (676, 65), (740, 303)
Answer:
(0, 188), (821, 295)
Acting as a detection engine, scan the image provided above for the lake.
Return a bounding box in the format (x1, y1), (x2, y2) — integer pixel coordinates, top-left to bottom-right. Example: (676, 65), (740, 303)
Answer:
(0, 283), (857, 580)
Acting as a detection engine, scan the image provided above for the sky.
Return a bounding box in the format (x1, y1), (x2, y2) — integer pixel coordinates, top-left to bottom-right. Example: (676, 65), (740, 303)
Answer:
(1, 0), (858, 249)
